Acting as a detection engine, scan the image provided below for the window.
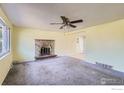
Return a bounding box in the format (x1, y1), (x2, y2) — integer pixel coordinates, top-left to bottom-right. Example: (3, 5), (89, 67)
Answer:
(0, 18), (10, 57)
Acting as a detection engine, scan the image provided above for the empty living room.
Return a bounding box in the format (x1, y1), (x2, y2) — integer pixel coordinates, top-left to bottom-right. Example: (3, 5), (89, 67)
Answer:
(0, 2), (124, 87)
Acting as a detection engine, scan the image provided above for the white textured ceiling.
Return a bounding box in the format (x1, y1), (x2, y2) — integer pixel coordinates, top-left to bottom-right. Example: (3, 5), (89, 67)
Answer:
(1, 3), (124, 31)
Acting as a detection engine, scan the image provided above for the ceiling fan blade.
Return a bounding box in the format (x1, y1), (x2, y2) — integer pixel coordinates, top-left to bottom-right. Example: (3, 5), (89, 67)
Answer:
(69, 24), (76, 28)
(50, 23), (63, 25)
(59, 24), (66, 29)
(70, 19), (83, 24)
(61, 16), (67, 23)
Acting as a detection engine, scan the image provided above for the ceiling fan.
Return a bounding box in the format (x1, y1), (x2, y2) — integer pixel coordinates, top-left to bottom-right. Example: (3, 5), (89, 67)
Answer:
(50, 16), (83, 29)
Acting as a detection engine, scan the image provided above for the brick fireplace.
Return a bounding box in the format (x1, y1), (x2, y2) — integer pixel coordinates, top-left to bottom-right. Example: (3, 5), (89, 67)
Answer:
(35, 39), (56, 59)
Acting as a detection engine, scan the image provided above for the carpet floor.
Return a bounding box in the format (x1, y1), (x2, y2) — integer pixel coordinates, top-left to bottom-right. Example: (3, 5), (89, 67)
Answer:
(2, 56), (124, 85)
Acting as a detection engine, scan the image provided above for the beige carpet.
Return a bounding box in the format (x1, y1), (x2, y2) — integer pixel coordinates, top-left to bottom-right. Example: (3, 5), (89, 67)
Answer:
(3, 56), (124, 85)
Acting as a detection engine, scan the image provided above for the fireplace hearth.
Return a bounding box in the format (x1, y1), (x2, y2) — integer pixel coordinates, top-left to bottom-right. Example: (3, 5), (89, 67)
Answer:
(35, 39), (56, 59)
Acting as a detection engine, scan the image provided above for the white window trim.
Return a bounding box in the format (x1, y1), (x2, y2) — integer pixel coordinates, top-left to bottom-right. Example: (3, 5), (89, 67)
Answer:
(0, 51), (11, 61)
(0, 17), (11, 61)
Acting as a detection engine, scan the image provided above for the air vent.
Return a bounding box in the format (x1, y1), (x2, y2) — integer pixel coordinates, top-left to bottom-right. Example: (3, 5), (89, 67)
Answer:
(95, 62), (113, 69)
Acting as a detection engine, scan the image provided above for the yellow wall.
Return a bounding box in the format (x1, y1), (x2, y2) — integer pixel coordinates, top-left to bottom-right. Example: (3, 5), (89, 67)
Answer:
(0, 8), (13, 84)
(66, 19), (124, 72)
(13, 19), (124, 72)
(13, 27), (69, 62)
(64, 32), (85, 60)
(13, 27), (85, 62)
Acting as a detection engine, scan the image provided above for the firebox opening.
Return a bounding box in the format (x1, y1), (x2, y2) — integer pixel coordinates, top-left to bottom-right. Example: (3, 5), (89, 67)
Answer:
(41, 47), (50, 56)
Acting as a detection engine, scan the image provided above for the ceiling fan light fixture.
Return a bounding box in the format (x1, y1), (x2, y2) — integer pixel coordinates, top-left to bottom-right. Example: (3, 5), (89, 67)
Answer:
(50, 16), (83, 29)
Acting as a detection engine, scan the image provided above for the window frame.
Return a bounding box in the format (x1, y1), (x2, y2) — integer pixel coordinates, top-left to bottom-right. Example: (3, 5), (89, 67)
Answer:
(0, 17), (11, 58)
